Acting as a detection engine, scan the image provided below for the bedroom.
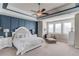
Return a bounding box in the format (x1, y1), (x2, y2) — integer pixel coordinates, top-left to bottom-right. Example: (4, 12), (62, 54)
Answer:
(0, 3), (79, 56)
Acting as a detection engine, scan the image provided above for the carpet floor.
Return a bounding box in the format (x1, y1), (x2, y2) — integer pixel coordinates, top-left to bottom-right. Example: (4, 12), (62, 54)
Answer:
(0, 42), (79, 56)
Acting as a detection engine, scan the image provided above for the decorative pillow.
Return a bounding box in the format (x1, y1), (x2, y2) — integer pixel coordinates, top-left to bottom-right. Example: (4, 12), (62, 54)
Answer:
(16, 33), (25, 38)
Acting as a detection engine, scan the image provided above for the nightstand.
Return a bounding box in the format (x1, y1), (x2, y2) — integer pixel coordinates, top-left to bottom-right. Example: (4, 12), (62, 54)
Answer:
(0, 37), (12, 49)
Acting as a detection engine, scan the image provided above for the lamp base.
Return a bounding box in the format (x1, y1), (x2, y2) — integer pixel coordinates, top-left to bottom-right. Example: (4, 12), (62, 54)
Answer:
(5, 32), (8, 37)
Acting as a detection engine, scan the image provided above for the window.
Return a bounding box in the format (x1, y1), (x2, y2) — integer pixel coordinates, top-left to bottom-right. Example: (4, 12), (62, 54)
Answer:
(47, 20), (73, 34)
(63, 22), (72, 34)
(55, 23), (61, 33)
(48, 24), (54, 33)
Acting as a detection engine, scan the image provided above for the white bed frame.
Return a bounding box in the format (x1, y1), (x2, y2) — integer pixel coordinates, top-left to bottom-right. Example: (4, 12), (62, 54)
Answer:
(12, 27), (43, 55)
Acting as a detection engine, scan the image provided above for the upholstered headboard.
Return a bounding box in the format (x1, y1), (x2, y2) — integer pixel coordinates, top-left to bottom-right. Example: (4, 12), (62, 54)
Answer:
(12, 27), (32, 40)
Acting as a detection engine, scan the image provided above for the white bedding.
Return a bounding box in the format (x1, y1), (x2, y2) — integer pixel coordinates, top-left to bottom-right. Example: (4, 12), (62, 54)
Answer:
(12, 27), (43, 55)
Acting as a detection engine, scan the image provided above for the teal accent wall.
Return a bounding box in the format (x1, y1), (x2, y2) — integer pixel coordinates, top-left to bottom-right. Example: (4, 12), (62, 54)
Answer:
(0, 15), (38, 36)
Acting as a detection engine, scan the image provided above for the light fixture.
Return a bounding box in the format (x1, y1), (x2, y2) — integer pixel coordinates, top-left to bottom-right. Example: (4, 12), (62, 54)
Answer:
(37, 12), (42, 16)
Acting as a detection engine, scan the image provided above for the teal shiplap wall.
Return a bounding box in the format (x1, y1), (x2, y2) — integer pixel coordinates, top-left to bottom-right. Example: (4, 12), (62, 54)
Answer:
(0, 15), (38, 36)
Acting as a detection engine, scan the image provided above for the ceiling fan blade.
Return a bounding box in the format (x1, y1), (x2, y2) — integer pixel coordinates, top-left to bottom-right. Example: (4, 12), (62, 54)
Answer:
(41, 8), (46, 12)
(42, 13), (49, 15)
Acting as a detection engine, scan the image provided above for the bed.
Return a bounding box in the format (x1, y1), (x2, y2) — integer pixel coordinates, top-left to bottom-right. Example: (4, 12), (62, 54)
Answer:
(12, 27), (43, 55)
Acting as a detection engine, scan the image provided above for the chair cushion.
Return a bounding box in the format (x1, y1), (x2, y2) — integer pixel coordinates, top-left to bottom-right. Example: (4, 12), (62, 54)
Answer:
(46, 38), (56, 41)
(46, 38), (56, 43)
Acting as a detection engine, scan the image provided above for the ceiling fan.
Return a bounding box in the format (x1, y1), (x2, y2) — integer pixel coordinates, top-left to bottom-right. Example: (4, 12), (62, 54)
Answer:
(31, 3), (49, 17)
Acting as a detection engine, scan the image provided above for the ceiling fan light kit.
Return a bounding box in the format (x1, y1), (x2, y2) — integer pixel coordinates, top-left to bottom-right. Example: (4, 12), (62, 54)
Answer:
(37, 12), (42, 16)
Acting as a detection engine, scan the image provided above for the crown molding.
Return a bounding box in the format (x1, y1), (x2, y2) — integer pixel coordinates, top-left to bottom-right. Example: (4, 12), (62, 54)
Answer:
(2, 3), (36, 18)
(39, 3), (79, 20)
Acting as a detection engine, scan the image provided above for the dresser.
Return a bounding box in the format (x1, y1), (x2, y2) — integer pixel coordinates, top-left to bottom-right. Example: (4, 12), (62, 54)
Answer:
(0, 37), (12, 49)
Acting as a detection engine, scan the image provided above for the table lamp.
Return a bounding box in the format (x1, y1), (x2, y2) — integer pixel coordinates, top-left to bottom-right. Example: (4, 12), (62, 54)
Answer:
(3, 29), (9, 37)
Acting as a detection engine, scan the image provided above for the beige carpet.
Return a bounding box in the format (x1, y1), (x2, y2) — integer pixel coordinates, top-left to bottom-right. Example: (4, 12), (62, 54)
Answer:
(0, 42), (79, 56)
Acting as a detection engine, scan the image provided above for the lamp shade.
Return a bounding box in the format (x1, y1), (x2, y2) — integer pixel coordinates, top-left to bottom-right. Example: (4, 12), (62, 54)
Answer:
(3, 29), (9, 32)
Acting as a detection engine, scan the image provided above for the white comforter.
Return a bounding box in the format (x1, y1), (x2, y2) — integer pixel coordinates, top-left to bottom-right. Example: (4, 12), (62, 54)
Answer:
(13, 36), (43, 55)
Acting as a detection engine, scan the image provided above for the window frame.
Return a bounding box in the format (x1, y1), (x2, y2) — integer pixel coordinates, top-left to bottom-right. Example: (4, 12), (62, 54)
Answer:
(47, 19), (73, 34)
